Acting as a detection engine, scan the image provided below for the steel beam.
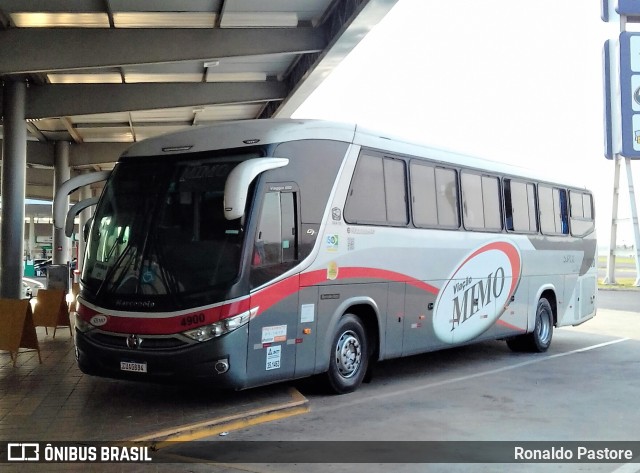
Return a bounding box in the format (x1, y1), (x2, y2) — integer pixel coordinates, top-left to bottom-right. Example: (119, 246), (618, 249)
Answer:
(0, 0), (217, 12)
(0, 0), (105, 12)
(1, 140), (129, 167)
(0, 28), (324, 75)
(25, 81), (287, 119)
(26, 141), (55, 167)
(69, 142), (130, 167)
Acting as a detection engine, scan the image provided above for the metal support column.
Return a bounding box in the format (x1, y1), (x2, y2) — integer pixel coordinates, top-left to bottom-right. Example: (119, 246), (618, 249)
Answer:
(53, 141), (71, 265)
(624, 158), (640, 285)
(0, 81), (27, 299)
(604, 156), (621, 284)
(28, 216), (36, 260)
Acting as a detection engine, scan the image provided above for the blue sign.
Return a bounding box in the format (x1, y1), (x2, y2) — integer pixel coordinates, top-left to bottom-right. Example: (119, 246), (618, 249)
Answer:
(603, 0), (611, 21)
(617, 0), (640, 15)
(619, 32), (640, 158)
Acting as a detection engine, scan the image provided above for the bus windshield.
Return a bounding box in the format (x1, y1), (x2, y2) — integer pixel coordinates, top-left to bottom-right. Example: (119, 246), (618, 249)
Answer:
(82, 157), (247, 308)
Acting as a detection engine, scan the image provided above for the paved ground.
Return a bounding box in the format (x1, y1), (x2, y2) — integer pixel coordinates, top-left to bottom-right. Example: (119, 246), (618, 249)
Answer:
(597, 288), (640, 312)
(1, 302), (638, 472)
(0, 332), (298, 442)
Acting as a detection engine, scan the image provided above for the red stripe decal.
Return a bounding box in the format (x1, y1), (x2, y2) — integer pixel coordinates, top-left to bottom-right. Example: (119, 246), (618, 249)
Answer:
(78, 266), (439, 335)
(77, 298), (250, 335)
(299, 267), (439, 295)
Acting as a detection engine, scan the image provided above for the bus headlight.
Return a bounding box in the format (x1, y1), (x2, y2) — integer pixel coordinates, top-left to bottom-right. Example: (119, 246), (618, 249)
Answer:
(75, 313), (94, 333)
(183, 308), (256, 342)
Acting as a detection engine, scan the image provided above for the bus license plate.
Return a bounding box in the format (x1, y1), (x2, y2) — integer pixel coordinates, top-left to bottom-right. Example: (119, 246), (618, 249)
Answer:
(120, 361), (147, 373)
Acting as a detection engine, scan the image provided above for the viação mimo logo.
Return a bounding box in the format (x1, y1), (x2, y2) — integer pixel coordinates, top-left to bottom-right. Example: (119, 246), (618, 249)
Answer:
(433, 241), (522, 344)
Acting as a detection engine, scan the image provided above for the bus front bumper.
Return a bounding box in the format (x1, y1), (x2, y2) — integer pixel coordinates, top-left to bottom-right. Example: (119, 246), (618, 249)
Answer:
(74, 327), (249, 388)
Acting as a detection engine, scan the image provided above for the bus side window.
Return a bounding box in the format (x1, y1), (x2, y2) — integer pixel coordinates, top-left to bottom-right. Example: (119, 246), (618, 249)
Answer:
(280, 192), (297, 262)
(539, 185), (568, 235)
(556, 188), (569, 235)
(410, 163), (459, 229)
(344, 153), (408, 226)
(503, 179), (514, 231)
(503, 179), (537, 233)
(461, 171), (501, 231)
(251, 191), (298, 288)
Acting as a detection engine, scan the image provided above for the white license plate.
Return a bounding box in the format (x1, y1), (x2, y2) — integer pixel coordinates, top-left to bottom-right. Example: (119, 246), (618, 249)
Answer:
(120, 361), (147, 373)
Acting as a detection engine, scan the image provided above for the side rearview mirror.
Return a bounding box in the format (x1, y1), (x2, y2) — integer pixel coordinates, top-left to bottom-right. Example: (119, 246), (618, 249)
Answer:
(53, 171), (110, 229)
(224, 157), (289, 220)
(65, 197), (100, 238)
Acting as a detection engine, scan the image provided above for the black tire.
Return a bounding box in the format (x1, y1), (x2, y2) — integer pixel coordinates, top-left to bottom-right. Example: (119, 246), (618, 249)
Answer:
(506, 297), (554, 353)
(324, 314), (369, 394)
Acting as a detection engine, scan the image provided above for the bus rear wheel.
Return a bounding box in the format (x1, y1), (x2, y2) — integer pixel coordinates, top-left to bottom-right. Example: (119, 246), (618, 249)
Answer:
(507, 297), (553, 353)
(324, 314), (369, 394)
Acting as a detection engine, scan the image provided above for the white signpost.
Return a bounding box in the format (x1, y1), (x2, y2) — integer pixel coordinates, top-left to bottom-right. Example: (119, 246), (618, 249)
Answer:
(602, 0), (640, 286)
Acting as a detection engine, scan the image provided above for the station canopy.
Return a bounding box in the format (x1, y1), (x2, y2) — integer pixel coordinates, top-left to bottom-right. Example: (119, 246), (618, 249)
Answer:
(0, 0), (398, 200)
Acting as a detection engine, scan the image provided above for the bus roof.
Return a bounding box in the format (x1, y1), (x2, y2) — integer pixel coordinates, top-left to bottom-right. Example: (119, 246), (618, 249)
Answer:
(121, 118), (589, 191)
(121, 119), (357, 158)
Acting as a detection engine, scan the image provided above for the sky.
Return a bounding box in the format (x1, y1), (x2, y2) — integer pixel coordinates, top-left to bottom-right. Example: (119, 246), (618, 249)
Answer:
(293, 0), (638, 247)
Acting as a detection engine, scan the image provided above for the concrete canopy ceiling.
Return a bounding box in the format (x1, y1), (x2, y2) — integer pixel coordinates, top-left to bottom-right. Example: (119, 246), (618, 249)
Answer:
(0, 0), (399, 200)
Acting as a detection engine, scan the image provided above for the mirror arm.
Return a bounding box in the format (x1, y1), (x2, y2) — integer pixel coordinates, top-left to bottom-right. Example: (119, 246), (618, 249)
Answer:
(224, 158), (289, 220)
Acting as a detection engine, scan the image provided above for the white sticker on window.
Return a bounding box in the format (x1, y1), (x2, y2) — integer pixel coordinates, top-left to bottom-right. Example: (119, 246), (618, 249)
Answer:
(266, 345), (281, 370)
(300, 304), (315, 323)
(261, 325), (287, 344)
(91, 262), (109, 280)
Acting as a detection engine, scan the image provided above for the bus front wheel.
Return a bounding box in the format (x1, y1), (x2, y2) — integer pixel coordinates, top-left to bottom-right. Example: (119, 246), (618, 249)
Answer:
(325, 314), (369, 394)
(506, 297), (553, 353)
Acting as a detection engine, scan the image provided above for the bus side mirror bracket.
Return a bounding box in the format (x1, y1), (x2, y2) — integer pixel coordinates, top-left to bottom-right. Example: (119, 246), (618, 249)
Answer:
(53, 170), (111, 229)
(65, 197), (100, 238)
(224, 157), (289, 220)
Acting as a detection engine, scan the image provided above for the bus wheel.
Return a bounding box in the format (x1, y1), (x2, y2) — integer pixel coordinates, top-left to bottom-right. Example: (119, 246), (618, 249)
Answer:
(506, 297), (553, 353)
(325, 314), (369, 394)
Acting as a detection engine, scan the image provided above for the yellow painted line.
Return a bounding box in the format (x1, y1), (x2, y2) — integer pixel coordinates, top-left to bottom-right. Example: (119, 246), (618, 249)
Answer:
(127, 387), (309, 447)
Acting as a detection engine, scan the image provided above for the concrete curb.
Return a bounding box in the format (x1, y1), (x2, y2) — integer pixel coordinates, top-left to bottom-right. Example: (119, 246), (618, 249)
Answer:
(127, 387), (309, 448)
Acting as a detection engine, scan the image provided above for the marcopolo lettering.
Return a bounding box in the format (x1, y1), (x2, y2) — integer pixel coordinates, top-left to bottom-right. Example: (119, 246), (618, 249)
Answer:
(433, 241), (521, 344)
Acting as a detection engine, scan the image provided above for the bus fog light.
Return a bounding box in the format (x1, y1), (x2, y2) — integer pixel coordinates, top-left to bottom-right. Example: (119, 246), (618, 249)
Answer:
(215, 359), (229, 374)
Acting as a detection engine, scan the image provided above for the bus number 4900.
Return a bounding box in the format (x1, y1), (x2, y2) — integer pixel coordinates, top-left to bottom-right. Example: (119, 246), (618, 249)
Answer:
(181, 313), (205, 326)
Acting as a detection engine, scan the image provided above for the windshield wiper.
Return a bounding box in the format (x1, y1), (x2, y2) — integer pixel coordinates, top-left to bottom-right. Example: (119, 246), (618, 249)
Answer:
(95, 241), (136, 299)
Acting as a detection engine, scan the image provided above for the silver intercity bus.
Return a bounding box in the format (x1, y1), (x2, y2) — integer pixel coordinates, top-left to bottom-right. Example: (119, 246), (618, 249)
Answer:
(70, 119), (597, 393)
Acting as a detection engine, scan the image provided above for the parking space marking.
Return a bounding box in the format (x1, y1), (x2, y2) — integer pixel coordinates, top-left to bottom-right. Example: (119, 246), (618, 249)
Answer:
(316, 338), (631, 414)
(127, 387), (309, 448)
(610, 462), (640, 473)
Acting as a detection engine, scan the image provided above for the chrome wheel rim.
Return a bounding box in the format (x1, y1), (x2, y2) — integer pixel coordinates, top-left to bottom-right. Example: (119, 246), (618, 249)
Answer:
(335, 330), (362, 379)
(536, 306), (551, 345)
